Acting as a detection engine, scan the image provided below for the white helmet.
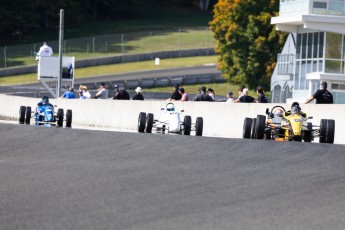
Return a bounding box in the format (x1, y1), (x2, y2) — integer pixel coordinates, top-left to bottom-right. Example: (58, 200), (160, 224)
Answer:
(166, 103), (175, 112)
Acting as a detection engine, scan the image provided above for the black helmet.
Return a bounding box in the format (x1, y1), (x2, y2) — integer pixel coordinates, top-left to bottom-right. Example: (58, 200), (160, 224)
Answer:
(42, 96), (49, 105)
(291, 101), (299, 109)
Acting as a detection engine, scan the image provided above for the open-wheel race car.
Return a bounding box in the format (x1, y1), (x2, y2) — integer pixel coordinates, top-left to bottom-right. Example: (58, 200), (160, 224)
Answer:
(137, 103), (203, 136)
(243, 104), (335, 144)
(19, 96), (72, 128)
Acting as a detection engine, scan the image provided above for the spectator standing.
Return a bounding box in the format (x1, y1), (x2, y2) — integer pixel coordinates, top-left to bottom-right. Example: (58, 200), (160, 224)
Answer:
(305, 81), (333, 104)
(119, 86), (130, 100)
(207, 88), (215, 101)
(133, 87), (144, 100)
(178, 88), (190, 101)
(226, 91), (234, 102)
(195, 86), (214, 101)
(94, 83), (108, 99)
(35, 42), (53, 62)
(233, 87), (244, 103)
(60, 87), (76, 99)
(256, 86), (267, 103)
(238, 88), (255, 103)
(167, 84), (182, 101)
(80, 86), (91, 99)
(112, 85), (130, 100)
(78, 85), (84, 98)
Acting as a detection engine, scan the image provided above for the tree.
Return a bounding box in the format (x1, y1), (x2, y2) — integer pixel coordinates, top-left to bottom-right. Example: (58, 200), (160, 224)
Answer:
(209, 0), (287, 90)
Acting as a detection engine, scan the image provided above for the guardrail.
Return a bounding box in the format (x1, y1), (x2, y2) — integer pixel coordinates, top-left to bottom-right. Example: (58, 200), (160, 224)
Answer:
(0, 94), (343, 145)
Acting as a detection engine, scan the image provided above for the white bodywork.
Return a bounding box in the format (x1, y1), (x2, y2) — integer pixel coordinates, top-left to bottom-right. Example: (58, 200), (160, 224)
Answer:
(157, 110), (181, 133)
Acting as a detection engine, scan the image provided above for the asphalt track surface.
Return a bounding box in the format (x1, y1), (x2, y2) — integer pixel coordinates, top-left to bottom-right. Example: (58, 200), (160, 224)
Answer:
(1, 123), (345, 230)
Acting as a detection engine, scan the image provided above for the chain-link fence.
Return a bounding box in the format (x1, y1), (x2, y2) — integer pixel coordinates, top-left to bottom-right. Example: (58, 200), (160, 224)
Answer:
(0, 28), (216, 69)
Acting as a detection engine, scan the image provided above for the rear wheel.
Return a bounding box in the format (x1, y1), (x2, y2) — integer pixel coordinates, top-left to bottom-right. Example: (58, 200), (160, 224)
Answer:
(183, 116), (191, 135)
(66, 109), (72, 128)
(326, 119), (335, 144)
(19, 106), (26, 124)
(243, 117), (252, 139)
(138, 112), (146, 133)
(251, 118), (257, 139)
(25, 106), (31, 124)
(195, 117), (203, 136)
(145, 113), (154, 133)
(319, 119), (327, 143)
(255, 115), (266, 139)
(304, 122), (312, 142)
(57, 109), (64, 127)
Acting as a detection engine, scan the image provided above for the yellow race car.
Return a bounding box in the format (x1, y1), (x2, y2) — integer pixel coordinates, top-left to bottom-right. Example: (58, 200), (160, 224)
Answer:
(243, 105), (335, 143)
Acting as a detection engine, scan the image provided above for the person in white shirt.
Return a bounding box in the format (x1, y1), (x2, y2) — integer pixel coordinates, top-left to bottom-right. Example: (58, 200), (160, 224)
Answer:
(36, 42), (53, 62)
(226, 91), (234, 102)
(80, 86), (91, 99)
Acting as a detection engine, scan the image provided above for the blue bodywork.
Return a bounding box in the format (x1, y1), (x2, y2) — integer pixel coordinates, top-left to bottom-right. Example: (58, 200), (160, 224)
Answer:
(35, 103), (56, 126)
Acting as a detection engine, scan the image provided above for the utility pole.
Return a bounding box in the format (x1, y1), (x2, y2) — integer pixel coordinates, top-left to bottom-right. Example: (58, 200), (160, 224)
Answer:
(57, 9), (64, 98)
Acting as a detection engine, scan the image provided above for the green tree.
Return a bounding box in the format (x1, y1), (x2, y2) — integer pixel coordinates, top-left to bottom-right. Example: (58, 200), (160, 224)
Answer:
(209, 0), (287, 90)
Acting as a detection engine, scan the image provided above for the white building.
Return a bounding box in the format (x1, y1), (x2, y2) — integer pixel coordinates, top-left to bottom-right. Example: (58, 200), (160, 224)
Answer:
(271, 0), (345, 104)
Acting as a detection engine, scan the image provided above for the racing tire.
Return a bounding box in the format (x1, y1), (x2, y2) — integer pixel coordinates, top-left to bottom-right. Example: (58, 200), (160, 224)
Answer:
(145, 113), (154, 133)
(183, 116), (191, 135)
(255, 115), (266, 139)
(304, 122), (312, 143)
(319, 119), (327, 143)
(243, 117), (252, 139)
(138, 112), (146, 133)
(66, 109), (72, 128)
(251, 118), (257, 139)
(19, 106), (26, 124)
(57, 109), (64, 127)
(25, 106), (31, 125)
(195, 117), (203, 136)
(326, 119), (335, 144)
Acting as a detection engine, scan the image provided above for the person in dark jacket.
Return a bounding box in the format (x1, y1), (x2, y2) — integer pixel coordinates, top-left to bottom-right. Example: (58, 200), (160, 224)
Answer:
(256, 86), (267, 103)
(112, 85), (130, 100)
(167, 84), (182, 101)
(305, 81), (333, 104)
(239, 88), (255, 103)
(132, 87), (144, 100)
(194, 86), (214, 101)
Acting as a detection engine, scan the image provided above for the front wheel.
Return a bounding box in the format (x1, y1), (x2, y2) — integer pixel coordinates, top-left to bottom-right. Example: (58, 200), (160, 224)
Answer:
(57, 109), (64, 127)
(145, 113), (154, 133)
(25, 106), (31, 125)
(195, 117), (203, 136)
(19, 106), (26, 124)
(243, 117), (252, 139)
(138, 112), (146, 133)
(326, 119), (335, 144)
(66, 109), (72, 128)
(255, 115), (266, 139)
(183, 116), (191, 135)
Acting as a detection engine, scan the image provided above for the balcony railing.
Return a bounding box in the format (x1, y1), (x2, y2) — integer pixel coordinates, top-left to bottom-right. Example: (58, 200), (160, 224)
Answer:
(279, 0), (345, 17)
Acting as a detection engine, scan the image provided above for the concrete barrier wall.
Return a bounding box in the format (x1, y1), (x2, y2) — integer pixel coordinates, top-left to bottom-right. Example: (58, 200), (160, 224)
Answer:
(1, 94), (344, 145)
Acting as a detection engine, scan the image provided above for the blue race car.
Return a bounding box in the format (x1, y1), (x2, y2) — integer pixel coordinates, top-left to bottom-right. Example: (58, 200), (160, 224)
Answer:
(19, 96), (72, 127)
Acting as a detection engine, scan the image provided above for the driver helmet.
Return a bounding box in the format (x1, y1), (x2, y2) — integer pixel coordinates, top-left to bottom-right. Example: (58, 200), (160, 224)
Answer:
(42, 96), (49, 105)
(272, 108), (284, 117)
(166, 103), (175, 112)
(291, 105), (301, 115)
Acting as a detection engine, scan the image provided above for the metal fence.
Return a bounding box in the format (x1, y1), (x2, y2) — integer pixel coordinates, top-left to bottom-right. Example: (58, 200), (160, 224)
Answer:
(0, 28), (216, 69)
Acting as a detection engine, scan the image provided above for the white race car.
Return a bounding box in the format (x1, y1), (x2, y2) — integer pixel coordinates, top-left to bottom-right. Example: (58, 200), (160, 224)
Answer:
(137, 103), (203, 136)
